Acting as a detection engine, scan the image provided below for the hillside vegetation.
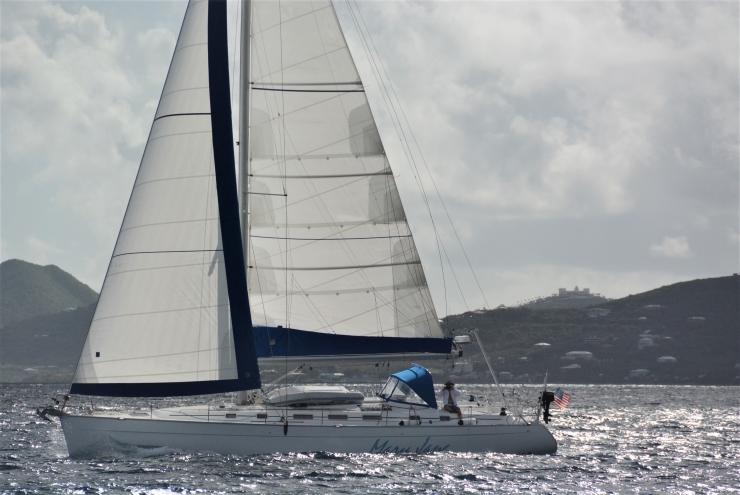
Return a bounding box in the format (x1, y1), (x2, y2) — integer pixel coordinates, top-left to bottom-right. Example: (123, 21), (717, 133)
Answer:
(0, 258), (737, 385)
(443, 275), (739, 385)
(0, 259), (98, 326)
(0, 303), (95, 382)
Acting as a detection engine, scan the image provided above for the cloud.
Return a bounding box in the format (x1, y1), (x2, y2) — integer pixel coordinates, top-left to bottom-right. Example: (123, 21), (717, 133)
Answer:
(340, 1), (737, 222)
(1, 1), (737, 305)
(1, 1), (179, 287)
(25, 235), (62, 265)
(333, 0), (737, 312)
(649, 236), (692, 259)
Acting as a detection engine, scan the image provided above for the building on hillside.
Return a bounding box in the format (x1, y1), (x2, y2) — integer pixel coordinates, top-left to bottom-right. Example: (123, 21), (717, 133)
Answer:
(643, 305), (663, 309)
(688, 317), (705, 321)
(455, 360), (474, 373)
(564, 351), (593, 360)
(637, 337), (655, 350)
(657, 356), (677, 364)
(629, 369), (650, 378)
(587, 308), (611, 317)
(561, 364), (581, 370)
(559, 286), (590, 296)
(521, 286), (609, 310)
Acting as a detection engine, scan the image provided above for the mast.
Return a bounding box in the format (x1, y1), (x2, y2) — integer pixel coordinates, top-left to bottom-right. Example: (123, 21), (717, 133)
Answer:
(238, 0), (251, 267)
(236, 0), (252, 405)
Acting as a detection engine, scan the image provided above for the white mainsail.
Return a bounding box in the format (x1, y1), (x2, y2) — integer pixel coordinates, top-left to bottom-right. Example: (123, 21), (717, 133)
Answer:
(72, 0), (254, 392)
(247, 0), (442, 339)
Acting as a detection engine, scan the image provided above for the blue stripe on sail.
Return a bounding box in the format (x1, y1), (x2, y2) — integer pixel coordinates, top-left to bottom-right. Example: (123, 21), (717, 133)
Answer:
(70, 379), (251, 398)
(207, 0), (261, 390)
(253, 326), (453, 358)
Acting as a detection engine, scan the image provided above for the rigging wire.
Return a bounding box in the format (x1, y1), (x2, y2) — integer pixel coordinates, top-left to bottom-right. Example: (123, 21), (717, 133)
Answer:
(344, 1), (466, 315)
(343, 2), (446, 324)
(348, 0), (492, 312)
(230, 0), (241, 106)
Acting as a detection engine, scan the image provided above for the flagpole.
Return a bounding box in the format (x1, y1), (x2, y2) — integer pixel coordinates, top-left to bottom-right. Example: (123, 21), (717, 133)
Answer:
(536, 371), (548, 423)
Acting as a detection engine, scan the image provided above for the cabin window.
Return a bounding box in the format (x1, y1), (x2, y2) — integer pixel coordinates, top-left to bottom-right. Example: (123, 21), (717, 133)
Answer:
(257, 413), (268, 419)
(439, 416), (451, 421)
(293, 414), (313, 420)
(409, 414), (421, 421)
(225, 413), (236, 419)
(363, 415), (382, 420)
(328, 414), (348, 420)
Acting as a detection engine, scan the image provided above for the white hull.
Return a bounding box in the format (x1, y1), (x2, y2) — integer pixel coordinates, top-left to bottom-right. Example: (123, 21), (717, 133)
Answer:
(60, 407), (556, 457)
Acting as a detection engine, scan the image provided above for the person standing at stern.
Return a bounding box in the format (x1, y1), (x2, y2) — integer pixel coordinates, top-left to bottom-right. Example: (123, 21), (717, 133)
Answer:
(440, 380), (463, 425)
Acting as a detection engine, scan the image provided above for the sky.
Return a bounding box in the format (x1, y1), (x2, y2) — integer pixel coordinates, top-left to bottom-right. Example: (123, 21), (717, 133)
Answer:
(1, 0), (738, 316)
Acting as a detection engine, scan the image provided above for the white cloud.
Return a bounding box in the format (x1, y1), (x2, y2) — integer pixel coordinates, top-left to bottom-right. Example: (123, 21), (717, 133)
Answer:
(1, 1), (737, 304)
(24, 235), (62, 265)
(649, 236), (692, 259)
(341, 1), (737, 223)
(1, 1), (179, 287)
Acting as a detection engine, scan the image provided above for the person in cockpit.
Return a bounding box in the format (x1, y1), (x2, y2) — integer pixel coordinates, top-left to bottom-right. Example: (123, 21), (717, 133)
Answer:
(440, 380), (463, 425)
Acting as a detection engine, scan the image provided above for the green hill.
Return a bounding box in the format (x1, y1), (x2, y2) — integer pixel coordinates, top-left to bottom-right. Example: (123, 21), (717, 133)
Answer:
(0, 261), (737, 385)
(0, 303), (95, 382)
(0, 259), (98, 327)
(442, 274), (739, 385)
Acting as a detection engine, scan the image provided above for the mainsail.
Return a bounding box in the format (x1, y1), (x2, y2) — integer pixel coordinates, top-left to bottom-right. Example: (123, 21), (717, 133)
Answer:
(246, 0), (447, 357)
(70, 0), (260, 396)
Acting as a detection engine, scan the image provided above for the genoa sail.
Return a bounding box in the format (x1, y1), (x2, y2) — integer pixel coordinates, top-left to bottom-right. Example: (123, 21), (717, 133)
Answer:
(70, 0), (261, 397)
(246, 0), (449, 358)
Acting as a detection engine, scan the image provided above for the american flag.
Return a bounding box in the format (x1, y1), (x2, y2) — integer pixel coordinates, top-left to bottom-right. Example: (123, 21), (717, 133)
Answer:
(553, 388), (571, 409)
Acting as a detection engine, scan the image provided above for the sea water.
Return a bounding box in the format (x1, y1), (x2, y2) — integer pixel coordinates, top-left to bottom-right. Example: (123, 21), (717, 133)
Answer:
(1, 384), (738, 494)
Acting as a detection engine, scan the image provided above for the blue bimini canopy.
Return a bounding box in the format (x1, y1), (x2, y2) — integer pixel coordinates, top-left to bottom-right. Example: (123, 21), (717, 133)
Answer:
(389, 365), (437, 409)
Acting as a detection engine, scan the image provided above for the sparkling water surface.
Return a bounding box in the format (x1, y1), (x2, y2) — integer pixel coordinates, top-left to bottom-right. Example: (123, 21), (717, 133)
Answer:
(1, 384), (738, 494)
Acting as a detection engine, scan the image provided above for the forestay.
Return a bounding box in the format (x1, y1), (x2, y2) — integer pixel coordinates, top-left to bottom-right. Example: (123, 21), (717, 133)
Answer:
(71, 0), (260, 397)
(247, 0), (442, 341)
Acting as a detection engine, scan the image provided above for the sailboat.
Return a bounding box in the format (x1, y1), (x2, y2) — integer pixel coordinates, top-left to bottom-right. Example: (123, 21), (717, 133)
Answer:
(55, 0), (557, 456)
